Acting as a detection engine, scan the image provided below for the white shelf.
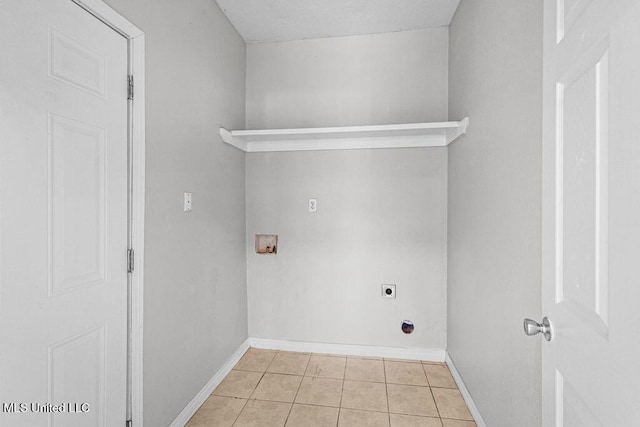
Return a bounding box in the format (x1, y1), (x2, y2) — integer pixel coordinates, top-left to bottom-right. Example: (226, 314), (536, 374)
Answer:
(219, 118), (469, 153)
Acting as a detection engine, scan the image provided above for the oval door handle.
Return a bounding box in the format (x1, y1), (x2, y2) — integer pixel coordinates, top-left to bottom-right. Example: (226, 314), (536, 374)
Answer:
(523, 317), (553, 341)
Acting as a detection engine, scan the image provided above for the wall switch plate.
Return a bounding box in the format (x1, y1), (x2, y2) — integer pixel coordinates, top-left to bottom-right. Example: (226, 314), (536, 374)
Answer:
(309, 198), (317, 212)
(382, 284), (396, 298)
(184, 192), (192, 212)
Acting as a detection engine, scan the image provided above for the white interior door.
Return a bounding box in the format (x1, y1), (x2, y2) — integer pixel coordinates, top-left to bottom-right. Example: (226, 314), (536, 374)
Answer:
(542, 0), (640, 425)
(0, 1), (129, 426)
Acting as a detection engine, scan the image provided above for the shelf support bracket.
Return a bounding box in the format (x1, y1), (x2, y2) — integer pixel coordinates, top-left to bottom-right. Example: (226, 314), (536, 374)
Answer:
(219, 128), (248, 152)
(445, 117), (470, 145)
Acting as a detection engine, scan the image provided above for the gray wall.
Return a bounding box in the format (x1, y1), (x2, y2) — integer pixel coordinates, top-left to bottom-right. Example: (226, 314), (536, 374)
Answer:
(102, 1), (247, 426)
(246, 28), (449, 129)
(447, 1), (542, 426)
(246, 149), (448, 349)
(245, 30), (449, 350)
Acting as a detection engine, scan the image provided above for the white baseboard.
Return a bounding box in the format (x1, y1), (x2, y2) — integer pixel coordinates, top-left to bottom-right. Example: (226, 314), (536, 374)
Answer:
(248, 337), (446, 362)
(445, 353), (486, 427)
(169, 338), (250, 427)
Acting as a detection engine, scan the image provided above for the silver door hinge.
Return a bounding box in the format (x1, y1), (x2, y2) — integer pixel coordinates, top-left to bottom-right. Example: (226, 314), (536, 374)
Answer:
(126, 420), (133, 427)
(128, 75), (134, 100)
(127, 249), (135, 273)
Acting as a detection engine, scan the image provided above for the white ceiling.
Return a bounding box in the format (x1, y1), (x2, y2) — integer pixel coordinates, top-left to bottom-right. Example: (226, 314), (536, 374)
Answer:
(215, 0), (461, 43)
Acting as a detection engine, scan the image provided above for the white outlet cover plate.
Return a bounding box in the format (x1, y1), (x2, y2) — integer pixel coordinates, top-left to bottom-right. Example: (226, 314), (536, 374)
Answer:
(309, 198), (317, 212)
(184, 192), (192, 211)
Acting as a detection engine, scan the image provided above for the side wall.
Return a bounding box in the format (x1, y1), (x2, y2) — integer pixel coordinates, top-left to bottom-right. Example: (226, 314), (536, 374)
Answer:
(102, 1), (248, 426)
(447, 1), (543, 426)
(245, 29), (449, 350)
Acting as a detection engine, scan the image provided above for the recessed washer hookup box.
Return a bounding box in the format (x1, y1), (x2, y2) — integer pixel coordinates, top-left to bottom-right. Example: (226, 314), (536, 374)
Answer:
(255, 234), (278, 254)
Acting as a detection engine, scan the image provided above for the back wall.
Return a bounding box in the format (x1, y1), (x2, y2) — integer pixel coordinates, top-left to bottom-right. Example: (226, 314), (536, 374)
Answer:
(246, 28), (449, 128)
(245, 29), (450, 350)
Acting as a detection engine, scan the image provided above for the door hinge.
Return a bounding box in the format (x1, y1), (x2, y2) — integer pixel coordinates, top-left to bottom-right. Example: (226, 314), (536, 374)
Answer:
(128, 75), (134, 100)
(126, 420), (133, 427)
(127, 249), (135, 273)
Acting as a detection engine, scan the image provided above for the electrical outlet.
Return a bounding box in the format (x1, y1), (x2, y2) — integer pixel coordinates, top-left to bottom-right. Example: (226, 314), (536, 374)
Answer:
(309, 198), (317, 212)
(382, 284), (396, 299)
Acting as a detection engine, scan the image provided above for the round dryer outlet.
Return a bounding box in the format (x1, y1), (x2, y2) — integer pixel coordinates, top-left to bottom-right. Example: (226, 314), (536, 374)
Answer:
(381, 284), (396, 298)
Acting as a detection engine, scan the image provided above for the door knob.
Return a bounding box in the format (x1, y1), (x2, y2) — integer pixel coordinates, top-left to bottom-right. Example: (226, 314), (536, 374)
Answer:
(523, 317), (553, 341)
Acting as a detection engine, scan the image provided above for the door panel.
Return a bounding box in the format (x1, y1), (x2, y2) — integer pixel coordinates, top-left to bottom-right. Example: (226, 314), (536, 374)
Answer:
(556, 40), (609, 337)
(49, 27), (107, 98)
(50, 114), (107, 295)
(542, 0), (640, 425)
(49, 326), (106, 427)
(0, 1), (129, 426)
(558, 0), (594, 43)
(557, 370), (602, 427)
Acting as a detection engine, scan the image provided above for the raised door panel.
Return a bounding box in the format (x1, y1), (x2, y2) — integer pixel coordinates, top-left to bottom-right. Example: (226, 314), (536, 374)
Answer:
(49, 326), (106, 427)
(49, 27), (106, 98)
(555, 42), (609, 337)
(49, 115), (106, 296)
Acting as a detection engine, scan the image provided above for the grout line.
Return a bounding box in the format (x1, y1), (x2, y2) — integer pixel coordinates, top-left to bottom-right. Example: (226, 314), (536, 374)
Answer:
(422, 362), (432, 387)
(440, 417), (478, 421)
(429, 385), (442, 420)
(249, 370), (308, 377)
(250, 399), (340, 408)
(382, 358), (423, 364)
(312, 352), (347, 358)
(382, 360), (391, 426)
(282, 353), (311, 426)
(229, 397), (250, 427)
(246, 371), (267, 401)
(264, 350), (278, 374)
(230, 355), (267, 427)
(337, 365), (346, 427)
(340, 408), (391, 415)
(232, 395), (471, 418)
(385, 381), (431, 387)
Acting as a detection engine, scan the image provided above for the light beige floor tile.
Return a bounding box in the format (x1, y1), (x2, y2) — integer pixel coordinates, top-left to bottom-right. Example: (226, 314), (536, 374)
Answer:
(345, 357), (386, 382)
(235, 348), (277, 372)
(213, 370), (263, 399)
(185, 395), (246, 427)
(421, 361), (446, 366)
(432, 388), (473, 421)
(251, 373), (303, 403)
(387, 384), (439, 417)
(390, 413), (442, 427)
(267, 352), (311, 376)
(385, 361), (429, 386)
(233, 400), (291, 427)
(440, 419), (476, 427)
(295, 376), (343, 407)
(423, 364), (457, 389)
(338, 409), (390, 427)
(285, 404), (339, 427)
(341, 380), (388, 412)
(305, 355), (346, 379)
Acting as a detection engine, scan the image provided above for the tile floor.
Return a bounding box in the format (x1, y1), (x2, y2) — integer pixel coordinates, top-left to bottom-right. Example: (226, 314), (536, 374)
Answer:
(186, 348), (476, 427)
